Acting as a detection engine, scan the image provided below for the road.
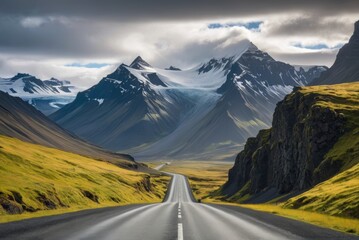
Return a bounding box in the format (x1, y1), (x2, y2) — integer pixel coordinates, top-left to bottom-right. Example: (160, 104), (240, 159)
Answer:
(0, 172), (357, 240)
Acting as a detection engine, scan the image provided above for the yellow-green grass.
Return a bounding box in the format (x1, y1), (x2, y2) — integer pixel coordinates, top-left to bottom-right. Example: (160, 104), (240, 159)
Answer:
(0, 135), (170, 223)
(237, 204), (359, 235)
(161, 161), (232, 202)
(239, 162), (359, 235)
(283, 162), (359, 218)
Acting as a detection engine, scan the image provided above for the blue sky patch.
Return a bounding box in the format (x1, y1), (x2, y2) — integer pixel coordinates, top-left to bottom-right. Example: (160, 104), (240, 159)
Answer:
(293, 43), (344, 50)
(65, 63), (109, 68)
(208, 21), (262, 30)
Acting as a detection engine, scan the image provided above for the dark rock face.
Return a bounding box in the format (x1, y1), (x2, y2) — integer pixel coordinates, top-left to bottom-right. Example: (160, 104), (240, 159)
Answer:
(311, 20), (359, 85)
(129, 56), (151, 70)
(166, 66), (181, 71)
(81, 190), (99, 203)
(145, 73), (167, 87)
(222, 89), (346, 200)
(198, 57), (233, 74)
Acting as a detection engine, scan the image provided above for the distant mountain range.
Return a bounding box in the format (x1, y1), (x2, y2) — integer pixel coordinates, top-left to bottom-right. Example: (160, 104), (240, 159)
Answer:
(50, 41), (327, 160)
(0, 73), (80, 115)
(0, 91), (135, 168)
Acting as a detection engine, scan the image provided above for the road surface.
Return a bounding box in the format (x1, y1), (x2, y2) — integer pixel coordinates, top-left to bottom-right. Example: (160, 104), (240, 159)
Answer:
(0, 172), (357, 240)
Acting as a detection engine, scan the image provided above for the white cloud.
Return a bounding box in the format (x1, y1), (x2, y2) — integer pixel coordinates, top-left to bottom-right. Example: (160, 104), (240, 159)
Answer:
(1, 14), (358, 88)
(20, 17), (47, 28)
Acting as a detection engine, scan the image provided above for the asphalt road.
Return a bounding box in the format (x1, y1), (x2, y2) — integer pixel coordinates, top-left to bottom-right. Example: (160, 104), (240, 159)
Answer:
(0, 173), (358, 240)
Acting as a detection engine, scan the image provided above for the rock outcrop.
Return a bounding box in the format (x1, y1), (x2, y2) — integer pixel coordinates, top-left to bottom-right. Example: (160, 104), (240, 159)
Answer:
(222, 87), (346, 201)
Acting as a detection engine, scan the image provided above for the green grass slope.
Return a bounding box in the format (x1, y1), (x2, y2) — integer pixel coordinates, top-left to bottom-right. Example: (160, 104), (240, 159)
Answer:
(0, 135), (170, 223)
(283, 161), (359, 218)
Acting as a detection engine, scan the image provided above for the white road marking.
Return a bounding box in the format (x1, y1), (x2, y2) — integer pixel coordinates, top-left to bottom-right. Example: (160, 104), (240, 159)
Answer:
(177, 223), (183, 240)
(178, 202), (183, 239)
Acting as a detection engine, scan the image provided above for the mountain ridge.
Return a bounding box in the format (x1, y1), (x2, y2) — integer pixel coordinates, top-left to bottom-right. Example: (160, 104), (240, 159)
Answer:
(0, 91), (136, 168)
(50, 43), (327, 161)
(0, 73), (80, 115)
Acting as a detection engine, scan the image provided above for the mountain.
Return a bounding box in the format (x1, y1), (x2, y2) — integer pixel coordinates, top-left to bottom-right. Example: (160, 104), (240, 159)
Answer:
(0, 73), (80, 115)
(51, 41), (326, 161)
(0, 91), (135, 168)
(222, 82), (359, 218)
(311, 20), (359, 85)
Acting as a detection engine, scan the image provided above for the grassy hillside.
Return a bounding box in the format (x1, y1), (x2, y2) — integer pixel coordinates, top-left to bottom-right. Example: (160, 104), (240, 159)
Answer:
(0, 91), (134, 168)
(283, 160), (359, 217)
(0, 135), (170, 223)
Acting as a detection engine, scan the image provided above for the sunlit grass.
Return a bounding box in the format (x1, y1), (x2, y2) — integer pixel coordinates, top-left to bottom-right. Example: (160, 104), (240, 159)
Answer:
(237, 204), (359, 235)
(283, 163), (359, 218)
(0, 135), (170, 223)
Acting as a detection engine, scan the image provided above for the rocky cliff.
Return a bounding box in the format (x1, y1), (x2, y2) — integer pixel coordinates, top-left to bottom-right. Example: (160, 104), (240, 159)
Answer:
(222, 84), (357, 202)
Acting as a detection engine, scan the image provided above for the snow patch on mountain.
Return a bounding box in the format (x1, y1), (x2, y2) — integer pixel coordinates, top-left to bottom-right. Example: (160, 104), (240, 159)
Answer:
(0, 73), (81, 115)
(50, 42), (327, 161)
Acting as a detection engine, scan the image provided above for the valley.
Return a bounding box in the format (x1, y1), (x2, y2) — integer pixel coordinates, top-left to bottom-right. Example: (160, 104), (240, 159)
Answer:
(0, 3), (358, 239)
(49, 42), (326, 161)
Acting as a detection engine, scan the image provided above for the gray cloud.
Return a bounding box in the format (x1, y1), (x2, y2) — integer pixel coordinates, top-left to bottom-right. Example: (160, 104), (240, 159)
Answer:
(0, 0), (358, 86)
(270, 49), (339, 67)
(1, 0), (358, 21)
(0, 16), (129, 59)
(262, 16), (354, 39)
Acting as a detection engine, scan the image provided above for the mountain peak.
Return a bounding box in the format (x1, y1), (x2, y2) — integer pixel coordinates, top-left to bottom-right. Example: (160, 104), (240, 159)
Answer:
(130, 56), (151, 70)
(351, 20), (359, 41)
(11, 73), (32, 80)
(247, 42), (259, 52)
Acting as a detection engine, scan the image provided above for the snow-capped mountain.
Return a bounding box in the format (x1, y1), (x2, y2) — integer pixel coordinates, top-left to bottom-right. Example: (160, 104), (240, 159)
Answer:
(0, 73), (80, 115)
(51, 42), (327, 161)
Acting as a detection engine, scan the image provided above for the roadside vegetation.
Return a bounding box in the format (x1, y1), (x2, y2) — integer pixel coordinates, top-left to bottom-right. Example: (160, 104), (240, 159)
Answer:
(0, 135), (170, 223)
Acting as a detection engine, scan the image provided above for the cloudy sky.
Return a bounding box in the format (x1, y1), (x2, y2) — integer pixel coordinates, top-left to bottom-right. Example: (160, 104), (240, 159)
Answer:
(0, 0), (358, 87)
